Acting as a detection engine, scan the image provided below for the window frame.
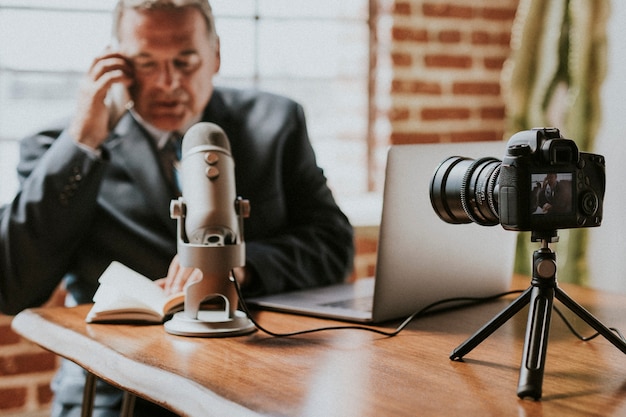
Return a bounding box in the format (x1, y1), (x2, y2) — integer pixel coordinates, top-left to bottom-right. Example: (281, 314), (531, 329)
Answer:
(0, 0), (380, 203)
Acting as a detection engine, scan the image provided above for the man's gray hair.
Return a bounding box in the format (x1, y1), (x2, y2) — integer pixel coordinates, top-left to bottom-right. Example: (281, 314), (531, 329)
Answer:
(112, 0), (218, 42)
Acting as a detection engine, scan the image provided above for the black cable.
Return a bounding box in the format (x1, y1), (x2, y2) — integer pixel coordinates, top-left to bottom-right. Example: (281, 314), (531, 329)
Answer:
(232, 274), (524, 338)
(233, 275), (626, 343)
(552, 305), (626, 343)
(235, 280), (626, 345)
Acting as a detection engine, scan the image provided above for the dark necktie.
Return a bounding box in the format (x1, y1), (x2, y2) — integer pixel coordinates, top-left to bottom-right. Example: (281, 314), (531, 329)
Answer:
(161, 132), (182, 193)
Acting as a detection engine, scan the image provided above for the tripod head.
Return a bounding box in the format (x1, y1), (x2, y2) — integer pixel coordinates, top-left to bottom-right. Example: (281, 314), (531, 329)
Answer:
(529, 230), (559, 282)
(531, 229), (559, 244)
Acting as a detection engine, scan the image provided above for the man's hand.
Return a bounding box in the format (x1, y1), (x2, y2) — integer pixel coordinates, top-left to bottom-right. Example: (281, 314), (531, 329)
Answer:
(68, 47), (134, 150)
(155, 255), (202, 295)
(156, 255), (250, 295)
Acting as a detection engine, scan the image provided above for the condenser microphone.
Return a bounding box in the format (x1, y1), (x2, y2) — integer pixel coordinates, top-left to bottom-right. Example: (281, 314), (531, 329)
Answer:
(179, 123), (239, 246)
(167, 122), (254, 337)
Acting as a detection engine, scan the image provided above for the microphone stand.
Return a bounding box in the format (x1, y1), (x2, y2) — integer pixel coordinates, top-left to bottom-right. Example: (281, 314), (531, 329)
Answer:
(164, 196), (255, 337)
(450, 230), (626, 400)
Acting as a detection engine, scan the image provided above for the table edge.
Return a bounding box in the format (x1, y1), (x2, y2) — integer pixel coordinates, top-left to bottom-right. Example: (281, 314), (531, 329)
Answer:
(11, 309), (261, 417)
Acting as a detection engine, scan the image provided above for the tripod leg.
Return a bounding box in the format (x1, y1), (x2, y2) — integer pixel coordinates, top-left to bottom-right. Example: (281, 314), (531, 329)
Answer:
(450, 288), (532, 360)
(555, 287), (626, 354)
(517, 285), (554, 400)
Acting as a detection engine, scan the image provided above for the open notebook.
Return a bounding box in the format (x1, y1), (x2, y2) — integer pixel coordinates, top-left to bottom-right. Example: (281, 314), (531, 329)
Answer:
(246, 141), (518, 323)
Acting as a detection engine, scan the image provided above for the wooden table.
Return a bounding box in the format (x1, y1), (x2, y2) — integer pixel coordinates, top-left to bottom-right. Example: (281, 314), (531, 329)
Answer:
(11, 276), (626, 417)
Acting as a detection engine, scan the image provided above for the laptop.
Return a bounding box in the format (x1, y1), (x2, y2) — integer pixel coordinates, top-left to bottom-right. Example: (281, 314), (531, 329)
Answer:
(246, 141), (518, 323)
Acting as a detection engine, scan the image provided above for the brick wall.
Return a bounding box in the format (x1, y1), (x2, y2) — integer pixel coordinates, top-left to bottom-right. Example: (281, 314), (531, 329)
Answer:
(388, 0), (518, 146)
(0, 1), (519, 415)
(356, 0), (519, 291)
(0, 292), (63, 416)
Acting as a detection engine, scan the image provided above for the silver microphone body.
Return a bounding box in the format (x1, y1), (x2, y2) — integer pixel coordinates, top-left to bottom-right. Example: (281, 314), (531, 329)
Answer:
(180, 123), (239, 245)
(168, 122), (251, 333)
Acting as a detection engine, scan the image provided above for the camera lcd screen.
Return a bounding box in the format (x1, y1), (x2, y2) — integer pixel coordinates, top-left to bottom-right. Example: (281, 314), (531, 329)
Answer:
(531, 173), (573, 215)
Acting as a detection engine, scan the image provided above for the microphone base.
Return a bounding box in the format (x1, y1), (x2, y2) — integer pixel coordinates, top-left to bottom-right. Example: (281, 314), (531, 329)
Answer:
(164, 310), (255, 337)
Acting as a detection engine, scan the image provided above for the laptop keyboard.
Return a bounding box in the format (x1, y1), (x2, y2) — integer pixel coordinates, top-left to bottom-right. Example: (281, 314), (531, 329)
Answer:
(320, 296), (373, 312)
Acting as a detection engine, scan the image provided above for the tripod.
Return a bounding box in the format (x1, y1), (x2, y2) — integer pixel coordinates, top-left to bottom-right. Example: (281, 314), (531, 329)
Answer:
(450, 230), (626, 400)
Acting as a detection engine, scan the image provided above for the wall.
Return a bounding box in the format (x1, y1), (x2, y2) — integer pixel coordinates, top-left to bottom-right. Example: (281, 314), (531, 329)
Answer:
(0, 296), (62, 416)
(361, 0), (519, 298)
(387, 0), (517, 147)
(0, 1), (519, 415)
(588, 1), (626, 294)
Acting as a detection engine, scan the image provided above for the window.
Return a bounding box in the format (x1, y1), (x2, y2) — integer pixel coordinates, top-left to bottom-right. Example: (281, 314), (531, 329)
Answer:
(0, 0), (373, 204)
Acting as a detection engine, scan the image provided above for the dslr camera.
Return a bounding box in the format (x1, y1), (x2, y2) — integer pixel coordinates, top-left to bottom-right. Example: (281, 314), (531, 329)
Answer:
(430, 127), (605, 232)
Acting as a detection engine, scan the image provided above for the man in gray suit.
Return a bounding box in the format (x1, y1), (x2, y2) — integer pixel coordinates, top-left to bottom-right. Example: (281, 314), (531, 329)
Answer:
(0, 1), (354, 416)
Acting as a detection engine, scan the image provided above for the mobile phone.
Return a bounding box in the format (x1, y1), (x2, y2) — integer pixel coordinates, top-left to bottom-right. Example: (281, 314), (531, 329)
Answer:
(105, 82), (132, 128)
(104, 39), (133, 128)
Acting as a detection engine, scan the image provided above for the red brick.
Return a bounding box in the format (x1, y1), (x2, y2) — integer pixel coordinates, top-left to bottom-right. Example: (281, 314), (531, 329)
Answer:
(481, 7), (517, 21)
(0, 323), (20, 345)
(452, 81), (500, 95)
(438, 30), (462, 43)
(450, 130), (502, 142)
(0, 351), (57, 375)
(389, 107), (411, 121)
(394, 1), (412, 15)
(484, 56), (507, 70)
(390, 132), (441, 145)
(472, 31), (511, 46)
(391, 80), (442, 95)
(392, 27), (428, 42)
(38, 382), (54, 406)
(481, 106), (506, 119)
(355, 235), (378, 253)
(391, 52), (412, 67)
(0, 387), (27, 410)
(421, 107), (471, 121)
(424, 54), (472, 69)
(423, 3), (473, 19)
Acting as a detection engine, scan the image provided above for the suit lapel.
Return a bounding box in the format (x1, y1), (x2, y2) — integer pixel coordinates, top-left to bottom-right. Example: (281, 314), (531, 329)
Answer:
(103, 113), (178, 235)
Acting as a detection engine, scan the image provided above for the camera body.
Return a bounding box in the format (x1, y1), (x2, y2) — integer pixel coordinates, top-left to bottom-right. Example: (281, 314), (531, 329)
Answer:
(498, 128), (605, 231)
(429, 127), (606, 233)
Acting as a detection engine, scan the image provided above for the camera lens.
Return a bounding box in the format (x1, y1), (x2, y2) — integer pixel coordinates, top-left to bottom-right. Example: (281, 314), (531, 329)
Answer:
(430, 156), (501, 226)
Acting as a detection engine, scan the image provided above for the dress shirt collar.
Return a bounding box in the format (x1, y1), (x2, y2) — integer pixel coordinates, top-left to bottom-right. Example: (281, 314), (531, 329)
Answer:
(128, 109), (202, 149)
